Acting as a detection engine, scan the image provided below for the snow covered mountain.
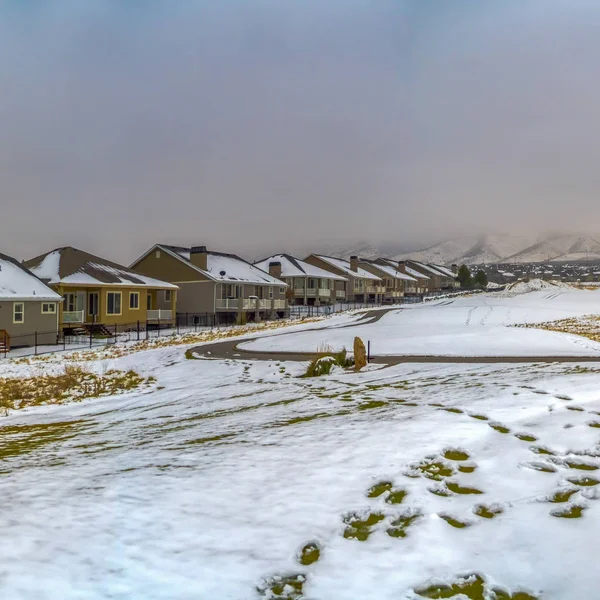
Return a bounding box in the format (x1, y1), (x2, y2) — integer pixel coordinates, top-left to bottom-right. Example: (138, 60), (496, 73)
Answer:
(328, 233), (600, 265)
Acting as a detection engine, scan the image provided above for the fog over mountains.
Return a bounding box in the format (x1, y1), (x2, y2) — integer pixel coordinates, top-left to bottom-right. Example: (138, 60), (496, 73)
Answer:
(324, 234), (600, 266)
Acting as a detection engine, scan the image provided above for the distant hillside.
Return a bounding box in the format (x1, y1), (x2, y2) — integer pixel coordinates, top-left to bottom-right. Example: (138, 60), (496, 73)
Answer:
(325, 233), (600, 265)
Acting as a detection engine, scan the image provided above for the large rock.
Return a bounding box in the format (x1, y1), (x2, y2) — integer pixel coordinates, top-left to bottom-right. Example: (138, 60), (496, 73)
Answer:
(354, 336), (367, 371)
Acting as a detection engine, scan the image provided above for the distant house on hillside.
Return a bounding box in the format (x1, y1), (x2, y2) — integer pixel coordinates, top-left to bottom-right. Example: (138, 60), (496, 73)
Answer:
(303, 255), (384, 302)
(0, 251), (62, 349)
(25, 247), (178, 333)
(130, 245), (287, 322)
(358, 258), (417, 301)
(253, 254), (347, 305)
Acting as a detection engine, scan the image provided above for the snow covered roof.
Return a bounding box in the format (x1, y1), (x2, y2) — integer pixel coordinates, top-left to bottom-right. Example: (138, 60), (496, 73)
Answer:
(254, 254), (347, 281)
(0, 252), (62, 301)
(410, 261), (455, 278)
(359, 259), (417, 282)
(152, 245), (286, 286)
(430, 264), (456, 278)
(376, 258), (430, 281)
(26, 247), (178, 290)
(309, 255), (382, 281)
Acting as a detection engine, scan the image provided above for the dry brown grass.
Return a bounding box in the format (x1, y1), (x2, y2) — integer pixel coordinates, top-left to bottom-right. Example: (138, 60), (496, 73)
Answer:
(0, 365), (153, 413)
(515, 314), (600, 343)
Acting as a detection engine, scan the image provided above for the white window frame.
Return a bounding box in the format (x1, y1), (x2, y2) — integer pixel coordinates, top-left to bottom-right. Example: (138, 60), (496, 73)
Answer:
(41, 302), (57, 314)
(13, 302), (24, 324)
(269, 288), (274, 299)
(129, 292), (140, 310)
(106, 292), (122, 315)
(164, 290), (172, 302)
(279, 287), (285, 294)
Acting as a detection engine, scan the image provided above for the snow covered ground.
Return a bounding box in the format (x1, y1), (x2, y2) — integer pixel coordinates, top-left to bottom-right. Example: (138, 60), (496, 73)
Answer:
(242, 289), (600, 357)
(2, 290), (600, 599)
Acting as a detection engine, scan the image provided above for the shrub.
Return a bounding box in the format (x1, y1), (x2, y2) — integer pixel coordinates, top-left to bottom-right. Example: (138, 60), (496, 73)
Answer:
(302, 346), (353, 377)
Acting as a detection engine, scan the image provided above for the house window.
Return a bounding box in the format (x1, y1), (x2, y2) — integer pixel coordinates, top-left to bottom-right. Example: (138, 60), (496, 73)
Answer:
(42, 302), (56, 314)
(155, 250), (161, 258)
(279, 287), (285, 294)
(165, 290), (172, 302)
(269, 288), (274, 299)
(147, 294), (152, 310)
(308, 279), (316, 289)
(129, 292), (140, 310)
(13, 303), (24, 323)
(354, 279), (364, 291)
(64, 293), (76, 312)
(106, 292), (122, 315)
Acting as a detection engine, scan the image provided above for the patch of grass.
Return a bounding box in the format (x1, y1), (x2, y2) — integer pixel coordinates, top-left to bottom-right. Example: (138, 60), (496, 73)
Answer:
(547, 489), (579, 503)
(587, 422), (600, 429)
(563, 460), (599, 471)
(566, 406), (585, 412)
(442, 407), (464, 414)
(297, 542), (320, 566)
(458, 465), (477, 474)
(358, 400), (387, 411)
(446, 481), (483, 495)
(0, 366), (150, 413)
(468, 413), (489, 421)
(385, 489), (408, 505)
(567, 476), (600, 487)
(438, 514), (471, 529)
(489, 423), (511, 434)
(551, 505), (586, 519)
(530, 446), (555, 456)
(343, 511), (385, 541)
(525, 462), (557, 473)
(367, 481), (393, 498)
(474, 504), (503, 519)
(443, 449), (470, 461)
(515, 433), (538, 442)
(386, 509), (421, 538)
(302, 347), (353, 378)
(257, 573), (305, 599)
(407, 459), (455, 481)
(414, 573), (538, 599)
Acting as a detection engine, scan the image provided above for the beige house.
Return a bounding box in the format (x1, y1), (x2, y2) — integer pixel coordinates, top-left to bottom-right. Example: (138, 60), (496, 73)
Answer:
(26, 247), (177, 333)
(0, 251), (61, 349)
(358, 259), (418, 302)
(400, 260), (457, 291)
(131, 245), (287, 322)
(304, 255), (384, 302)
(254, 254), (348, 305)
(376, 259), (430, 295)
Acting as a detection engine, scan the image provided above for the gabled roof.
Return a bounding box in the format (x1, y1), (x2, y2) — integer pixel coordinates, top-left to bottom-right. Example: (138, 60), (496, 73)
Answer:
(26, 247), (178, 290)
(254, 254), (347, 281)
(0, 252), (62, 301)
(376, 258), (430, 281)
(308, 254), (382, 281)
(407, 260), (451, 278)
(430, 264), (456, 278)
(137, 245), (286, 286)
(359, 259), (417, 282)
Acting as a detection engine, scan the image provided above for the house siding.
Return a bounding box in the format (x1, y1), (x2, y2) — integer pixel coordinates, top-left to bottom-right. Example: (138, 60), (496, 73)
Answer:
(0, 300), (59, 347)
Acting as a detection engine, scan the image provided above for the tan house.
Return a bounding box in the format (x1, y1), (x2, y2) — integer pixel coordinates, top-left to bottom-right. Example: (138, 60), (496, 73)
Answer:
(130, 245), (287, 322)
(401, 260), (457, 291)
(359, 259), (417, 302)
(0, 252), (62, 350)
(25, 247), (177, 333)
(376, 259), (430, 295)
(304, 255), (384, 302)
(254, 254), (348, 305)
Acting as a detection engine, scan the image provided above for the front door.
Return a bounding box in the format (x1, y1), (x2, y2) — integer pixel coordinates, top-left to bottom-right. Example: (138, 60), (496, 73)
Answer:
(88, 293), (99, 323)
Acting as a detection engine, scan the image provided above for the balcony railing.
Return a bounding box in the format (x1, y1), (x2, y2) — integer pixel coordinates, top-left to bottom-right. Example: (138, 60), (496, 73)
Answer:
(216, 298), (287, 311)
(366, 286), (376, 293)
(63, 311), (85, 324)
(147, 309), (173, 321)
(318, 288), (330, 297)
(336, 290), (345, 298)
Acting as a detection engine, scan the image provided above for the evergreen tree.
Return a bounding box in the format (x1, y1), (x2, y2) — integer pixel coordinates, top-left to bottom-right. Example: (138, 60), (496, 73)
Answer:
(457, 264), (472, 288)
(473, 270), (488, 288)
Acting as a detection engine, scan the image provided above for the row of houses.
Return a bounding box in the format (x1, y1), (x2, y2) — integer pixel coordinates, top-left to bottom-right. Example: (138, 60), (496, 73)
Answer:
(0, 244), (458, 349)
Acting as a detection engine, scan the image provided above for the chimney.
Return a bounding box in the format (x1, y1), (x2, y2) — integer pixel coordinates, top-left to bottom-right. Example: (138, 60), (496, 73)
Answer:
(452, 264), (458, 274)
(190, 245), (208, 271)
(268, 261), (282, 280)
(397, 260), (406, 274)
(350, 255), (358, 272)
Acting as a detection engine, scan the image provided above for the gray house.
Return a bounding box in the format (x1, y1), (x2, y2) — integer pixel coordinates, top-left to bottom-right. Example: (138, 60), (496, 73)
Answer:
(254, 254), (348, 305)
(131, 245), (288, 323)
(0, 252), (61, 350)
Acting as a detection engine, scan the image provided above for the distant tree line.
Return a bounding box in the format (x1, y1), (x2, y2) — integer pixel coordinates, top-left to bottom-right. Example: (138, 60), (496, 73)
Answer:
(457, 265), (488, 289)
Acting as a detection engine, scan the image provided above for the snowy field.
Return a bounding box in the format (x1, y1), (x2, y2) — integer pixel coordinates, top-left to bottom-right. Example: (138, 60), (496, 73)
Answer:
(2, 289), (600, 599)
(241, 289), (600, 357)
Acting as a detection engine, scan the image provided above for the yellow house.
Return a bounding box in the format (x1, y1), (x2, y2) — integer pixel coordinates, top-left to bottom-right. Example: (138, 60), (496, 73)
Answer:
(25, 247), (177, 332)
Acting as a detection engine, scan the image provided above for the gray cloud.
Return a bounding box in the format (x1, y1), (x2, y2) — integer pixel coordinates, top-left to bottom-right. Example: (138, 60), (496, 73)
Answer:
(1, 0), (600, 263)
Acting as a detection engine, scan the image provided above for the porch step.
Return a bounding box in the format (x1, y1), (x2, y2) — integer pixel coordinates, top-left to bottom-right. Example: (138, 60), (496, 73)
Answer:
(83, 323), (113, 337)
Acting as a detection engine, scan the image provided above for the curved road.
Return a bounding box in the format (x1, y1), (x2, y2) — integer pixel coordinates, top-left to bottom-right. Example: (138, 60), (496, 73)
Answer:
(191, 308), (600, 365)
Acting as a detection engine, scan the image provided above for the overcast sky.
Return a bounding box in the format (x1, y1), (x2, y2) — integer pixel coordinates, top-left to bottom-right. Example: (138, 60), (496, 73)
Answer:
(2, 0), (600, 263)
